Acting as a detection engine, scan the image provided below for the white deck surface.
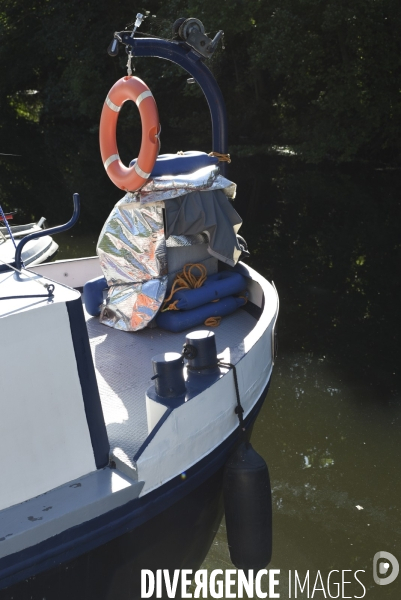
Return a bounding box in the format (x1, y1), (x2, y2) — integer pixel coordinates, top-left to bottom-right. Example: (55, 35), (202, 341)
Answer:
(85, 308), (257, 466)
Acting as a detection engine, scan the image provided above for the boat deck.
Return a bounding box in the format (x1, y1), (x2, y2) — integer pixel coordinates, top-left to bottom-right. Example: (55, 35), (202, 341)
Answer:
(85, 308), (257, 470)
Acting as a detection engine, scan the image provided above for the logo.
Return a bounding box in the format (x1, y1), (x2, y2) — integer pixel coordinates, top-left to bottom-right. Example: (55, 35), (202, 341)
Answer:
(373, 552), (399, 586)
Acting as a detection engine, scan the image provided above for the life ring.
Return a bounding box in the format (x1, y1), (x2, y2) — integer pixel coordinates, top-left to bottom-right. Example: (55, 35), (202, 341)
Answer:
(99, 76), (160, 192)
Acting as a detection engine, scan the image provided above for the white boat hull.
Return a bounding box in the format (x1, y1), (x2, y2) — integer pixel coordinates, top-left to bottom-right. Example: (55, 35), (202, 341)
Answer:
(0, 256), (278, 598)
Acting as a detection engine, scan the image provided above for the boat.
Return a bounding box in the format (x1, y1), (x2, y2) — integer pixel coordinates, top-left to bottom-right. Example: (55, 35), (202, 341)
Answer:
(0, 215), (58, 270)
(0, 215), (46, 239)
(0, 16), (279, 600)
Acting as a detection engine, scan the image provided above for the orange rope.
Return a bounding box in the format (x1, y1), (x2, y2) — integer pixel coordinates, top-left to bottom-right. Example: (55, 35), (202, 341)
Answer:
(161, 263), (223, 328)
(162, 263), (208, 311)
(204, 316), (222, 327)
(208, 151), (231, 163)
(176, 150), (231, 163)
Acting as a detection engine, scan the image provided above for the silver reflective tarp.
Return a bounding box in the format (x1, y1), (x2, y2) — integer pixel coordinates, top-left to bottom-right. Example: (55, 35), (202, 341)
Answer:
(99, 278), (167, 332)
(97, 200), (167, 331)
(97, 201), (167, 284)
(96, 166), (241, 332)
(126, 165), (236, 204)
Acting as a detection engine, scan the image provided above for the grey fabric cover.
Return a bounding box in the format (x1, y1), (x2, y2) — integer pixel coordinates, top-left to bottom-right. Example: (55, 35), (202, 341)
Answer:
(164, 189), (242, 267)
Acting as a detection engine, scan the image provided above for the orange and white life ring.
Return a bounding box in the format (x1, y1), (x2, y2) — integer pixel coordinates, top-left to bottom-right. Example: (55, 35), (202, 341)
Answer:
(99, 76), (160, 192)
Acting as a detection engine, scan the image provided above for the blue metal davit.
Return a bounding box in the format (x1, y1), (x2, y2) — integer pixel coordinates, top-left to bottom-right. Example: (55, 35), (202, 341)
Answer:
(115, 21), (228, 174)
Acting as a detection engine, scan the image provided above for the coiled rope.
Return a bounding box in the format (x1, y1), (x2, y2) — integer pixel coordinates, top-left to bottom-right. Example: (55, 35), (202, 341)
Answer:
(162, 263), (222, 327)
(162, 263), (207, 312)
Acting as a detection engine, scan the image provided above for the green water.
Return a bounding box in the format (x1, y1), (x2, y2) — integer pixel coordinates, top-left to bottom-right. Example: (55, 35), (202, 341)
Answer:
(5, 154), (400, 599)
(201, 159), (401, 599)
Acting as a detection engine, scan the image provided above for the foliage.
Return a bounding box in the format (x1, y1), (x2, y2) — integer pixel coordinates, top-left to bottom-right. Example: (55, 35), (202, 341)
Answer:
(0, 0), (401, 167)
(248, 0), (401, 162)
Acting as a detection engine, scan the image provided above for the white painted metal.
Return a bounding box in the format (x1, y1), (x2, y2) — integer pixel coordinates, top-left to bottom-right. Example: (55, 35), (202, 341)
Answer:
(31, 256), (102, 288)
(146, 396), (168, 434)
(138, 373), (240, 495)
(0, 468), (143, 560)
(0, 301), (97, 511)
(246, 275), (264, 308)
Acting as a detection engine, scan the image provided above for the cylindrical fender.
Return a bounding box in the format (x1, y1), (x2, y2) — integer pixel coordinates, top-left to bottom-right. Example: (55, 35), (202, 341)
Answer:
(99, 76), (160, 192)
(156, 295), (246, 333)
(223, 442), (272, 570)
(170, 271), (247, 311)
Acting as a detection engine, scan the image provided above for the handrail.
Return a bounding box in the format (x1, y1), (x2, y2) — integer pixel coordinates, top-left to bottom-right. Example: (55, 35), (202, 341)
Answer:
(15, 193), (80, 271)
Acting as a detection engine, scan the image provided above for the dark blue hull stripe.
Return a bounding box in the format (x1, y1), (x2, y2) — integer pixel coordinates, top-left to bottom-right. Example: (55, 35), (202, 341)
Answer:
(66, 298), (110, 468)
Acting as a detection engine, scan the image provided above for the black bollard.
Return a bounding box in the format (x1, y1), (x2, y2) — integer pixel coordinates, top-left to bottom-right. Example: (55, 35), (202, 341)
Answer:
(151, 352), (186, 398)
(184, 330), (219, 374)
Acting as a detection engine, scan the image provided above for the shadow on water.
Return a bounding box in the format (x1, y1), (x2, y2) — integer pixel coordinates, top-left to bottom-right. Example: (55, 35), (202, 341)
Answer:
(1, 127), (400, 598)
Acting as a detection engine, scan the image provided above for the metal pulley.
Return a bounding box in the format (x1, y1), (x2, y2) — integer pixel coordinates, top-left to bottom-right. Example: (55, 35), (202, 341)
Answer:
(172, 17), (224, 59)
(177, 18), (205, 40)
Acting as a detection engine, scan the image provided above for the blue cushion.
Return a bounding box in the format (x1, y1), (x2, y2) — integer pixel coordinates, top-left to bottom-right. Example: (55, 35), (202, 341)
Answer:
(130, 151), (218, 177)
(156, 295), (246, 333)
(84, 276), (108, 317)
(171, 272), (246, 311)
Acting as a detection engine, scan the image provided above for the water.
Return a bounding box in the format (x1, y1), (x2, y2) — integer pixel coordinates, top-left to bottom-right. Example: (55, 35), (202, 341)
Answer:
(4, 152), (400, 598)
(201, 159), (401, 599)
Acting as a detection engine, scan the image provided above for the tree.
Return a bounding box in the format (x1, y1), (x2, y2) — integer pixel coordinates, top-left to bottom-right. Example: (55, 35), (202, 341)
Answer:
(1, 0), (401, 171)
